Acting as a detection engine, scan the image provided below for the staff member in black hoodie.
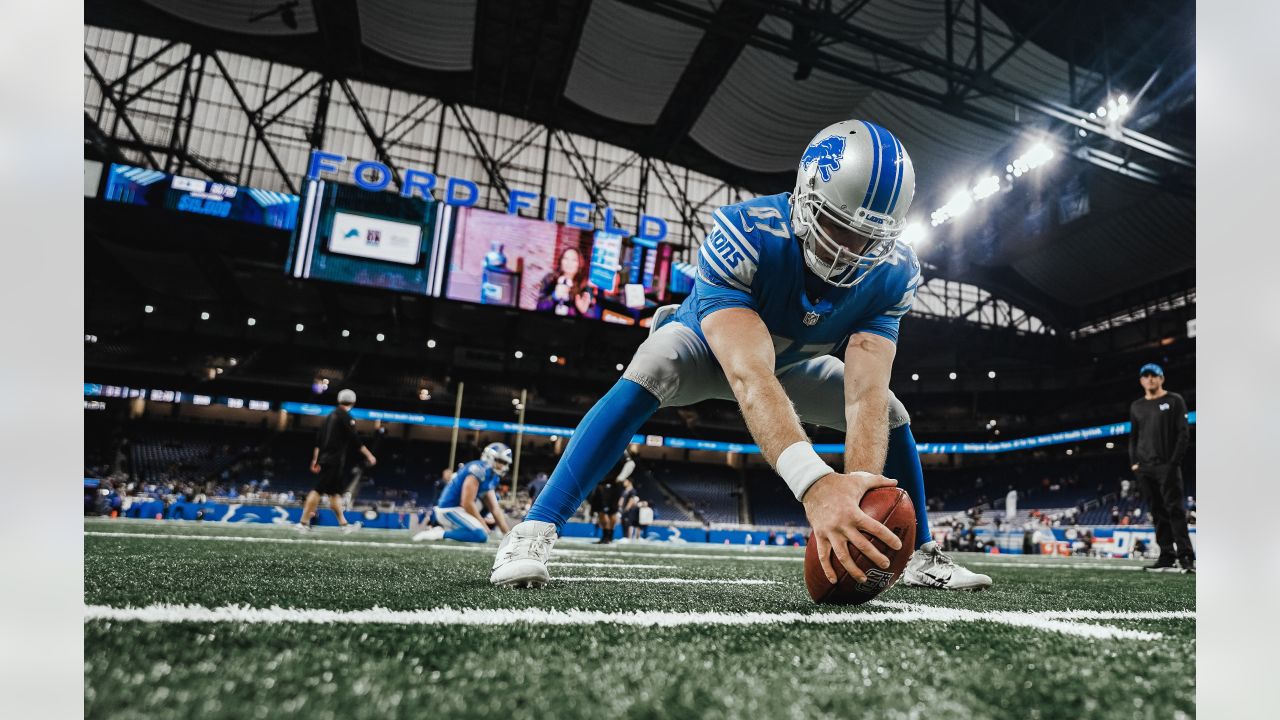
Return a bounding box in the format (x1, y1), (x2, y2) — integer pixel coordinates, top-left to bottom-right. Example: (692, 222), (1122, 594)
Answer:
(1128, 363), (1194, 573)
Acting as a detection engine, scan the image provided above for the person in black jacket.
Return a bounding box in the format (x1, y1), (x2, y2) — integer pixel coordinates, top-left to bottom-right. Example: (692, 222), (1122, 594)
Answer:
(296, 389), (376, 534)
(1128, 363), (1194, 573)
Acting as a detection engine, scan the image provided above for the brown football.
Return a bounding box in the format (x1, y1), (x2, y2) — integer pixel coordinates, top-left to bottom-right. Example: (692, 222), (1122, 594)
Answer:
(804, 487), (917, 605)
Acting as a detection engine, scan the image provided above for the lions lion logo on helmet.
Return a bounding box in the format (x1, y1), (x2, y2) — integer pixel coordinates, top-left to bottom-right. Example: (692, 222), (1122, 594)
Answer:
(800, 135), (847, 182)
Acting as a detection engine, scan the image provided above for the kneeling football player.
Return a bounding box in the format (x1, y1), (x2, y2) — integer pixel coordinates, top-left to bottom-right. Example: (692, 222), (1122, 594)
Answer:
(491, 120), (989, 592)
(415, 443), (512, 543)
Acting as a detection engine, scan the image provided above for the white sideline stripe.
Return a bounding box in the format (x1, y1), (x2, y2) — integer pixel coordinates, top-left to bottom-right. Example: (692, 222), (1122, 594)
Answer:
(559, 577), (780, 585)
(85, 531), (1153, 571)
(82, 603), (1188, 641)
(550, 562), (677, 570)
(84, 531), (803, 563)
(964, 561), (1142, 572)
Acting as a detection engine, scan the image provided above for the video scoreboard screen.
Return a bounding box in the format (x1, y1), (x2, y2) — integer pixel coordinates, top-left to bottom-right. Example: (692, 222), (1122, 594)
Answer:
(287, 179), (446, 295)
(102, 164), (300, 230)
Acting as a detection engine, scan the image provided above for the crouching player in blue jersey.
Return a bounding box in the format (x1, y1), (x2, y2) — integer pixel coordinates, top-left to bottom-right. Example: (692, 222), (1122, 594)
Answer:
(414, 443), (513, 543)
(491, 120), (990, 592)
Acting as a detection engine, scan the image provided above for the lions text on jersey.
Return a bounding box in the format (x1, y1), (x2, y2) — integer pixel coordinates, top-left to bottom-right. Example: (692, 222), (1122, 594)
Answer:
(438, 460), (502, 508)
(670, 192), (922, 369)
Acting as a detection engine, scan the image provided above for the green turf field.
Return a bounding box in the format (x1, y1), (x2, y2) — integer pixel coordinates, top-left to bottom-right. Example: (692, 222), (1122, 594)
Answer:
(83, 518), (1194, 720)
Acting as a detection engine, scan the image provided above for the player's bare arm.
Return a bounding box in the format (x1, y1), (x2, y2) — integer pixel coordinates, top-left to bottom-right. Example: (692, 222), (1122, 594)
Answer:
(483, 490), (511, 534)
(702, 307), (899, 583)
(702, 307), (805, 461)
(796, 331), (901, 582)
(460, 472), (484, 523)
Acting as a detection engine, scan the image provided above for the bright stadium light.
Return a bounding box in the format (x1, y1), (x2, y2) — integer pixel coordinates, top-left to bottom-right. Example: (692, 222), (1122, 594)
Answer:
(899, 222), (926, 247)
(616, 363), (625, 372)
(1106, 442), (1115, 449)
(549, 354), (558, 363)
(295, 323), (304, 332)
(972, 175), (1001, 201)
(514, 350), (524, 359)
(911, 373), (919, 381)
(341, 329), (350, 337)
(144, 305), (154, 314)
(376, 333), (385, 342)
(426, 339), (437, 349)
(988, 370), (997, 379)
(949, 371), (958, 380)
(1066, 448), (1074, 456)
(246, 317), (256, 326)
(1097, 106), (1107, 117)
(511, 398), (520, 406)
(200, 311), (210, 321)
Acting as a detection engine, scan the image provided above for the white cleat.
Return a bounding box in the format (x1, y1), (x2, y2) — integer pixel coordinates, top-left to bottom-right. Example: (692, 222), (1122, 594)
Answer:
(292, 522), (310, 533)
(902, 541), (993, 591)
(412, 526), (446, 542)
(490, 520), (557, 588)
(341, 521), (362, 535)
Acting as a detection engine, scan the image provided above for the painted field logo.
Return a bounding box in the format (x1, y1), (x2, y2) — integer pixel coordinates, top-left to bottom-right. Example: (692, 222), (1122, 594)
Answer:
(801, 135), (847, 182)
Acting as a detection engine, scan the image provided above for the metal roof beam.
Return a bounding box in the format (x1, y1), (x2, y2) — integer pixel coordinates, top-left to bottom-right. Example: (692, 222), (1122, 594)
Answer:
(646, 0), (767, 158)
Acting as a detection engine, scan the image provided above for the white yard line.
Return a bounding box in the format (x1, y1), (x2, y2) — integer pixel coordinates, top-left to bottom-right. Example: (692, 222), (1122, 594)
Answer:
(550, 562), (678, 570)
(558, 577), (780, 585)
(82, 602), (1190, 641)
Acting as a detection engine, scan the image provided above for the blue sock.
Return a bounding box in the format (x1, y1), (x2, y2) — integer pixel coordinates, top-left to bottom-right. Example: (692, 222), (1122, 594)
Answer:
(527, 379), (659, 531)
(884, 423), (933, 548)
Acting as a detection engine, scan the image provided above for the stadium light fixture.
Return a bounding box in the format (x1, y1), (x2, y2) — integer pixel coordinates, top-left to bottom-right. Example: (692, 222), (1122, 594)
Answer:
(418, 388), (431, 401)
(341, 329), (350, 338)
(616, 363), (625, 372)
(511, 398), (520, 406)
(200, 311), (210, 321)
(1106, 441), (1115, 449)
(549, 354), (558, 363)
(295, 323), (304, 332)
(972, 175), (1001, 201)
(426, 339), (437, 349)
(376, 333), (385, 342)
(215, 367), (223, 375)
(1066, 448), (1074, 455)
(949, 371), (958, 380)
(988, 370), (997, 379)
(514, 350), (524, 359)
(911, 373), (919, 381)
(144, 305), (154, 314)
(246, 317), (256, 326)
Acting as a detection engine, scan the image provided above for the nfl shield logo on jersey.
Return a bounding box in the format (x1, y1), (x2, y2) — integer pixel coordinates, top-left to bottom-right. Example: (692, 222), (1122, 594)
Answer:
(802, 311), (821, 326)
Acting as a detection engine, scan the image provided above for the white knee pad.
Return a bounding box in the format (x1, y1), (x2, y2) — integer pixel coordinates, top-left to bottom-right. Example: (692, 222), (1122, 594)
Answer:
(888, 391), (911, 429)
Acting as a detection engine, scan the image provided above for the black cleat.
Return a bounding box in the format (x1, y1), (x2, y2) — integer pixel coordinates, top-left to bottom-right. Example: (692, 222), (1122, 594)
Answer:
(1143, 559), (1178, 572)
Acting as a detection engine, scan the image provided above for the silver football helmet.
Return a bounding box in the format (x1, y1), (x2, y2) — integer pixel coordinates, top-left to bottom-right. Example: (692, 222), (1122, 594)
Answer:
(791, 120), (916, 287)
(481, 442), (513, 476)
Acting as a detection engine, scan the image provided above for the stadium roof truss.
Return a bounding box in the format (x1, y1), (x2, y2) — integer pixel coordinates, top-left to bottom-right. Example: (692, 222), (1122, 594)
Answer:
(83, 26), (751, 256)
(911, 276), (1054, 335)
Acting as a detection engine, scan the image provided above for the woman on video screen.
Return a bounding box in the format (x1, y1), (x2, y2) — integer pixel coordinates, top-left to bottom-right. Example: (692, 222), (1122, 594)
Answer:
(536, 246), (599, 318)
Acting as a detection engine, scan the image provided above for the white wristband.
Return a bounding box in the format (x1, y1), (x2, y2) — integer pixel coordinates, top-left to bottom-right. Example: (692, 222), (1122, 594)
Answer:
(776, 441), (835, 501)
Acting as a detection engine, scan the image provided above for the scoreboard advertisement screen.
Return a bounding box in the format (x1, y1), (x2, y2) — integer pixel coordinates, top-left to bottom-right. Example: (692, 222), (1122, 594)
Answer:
(443, 207), (675, 326)
(102, 164), (300, 230)
(287, 179), (445, 295)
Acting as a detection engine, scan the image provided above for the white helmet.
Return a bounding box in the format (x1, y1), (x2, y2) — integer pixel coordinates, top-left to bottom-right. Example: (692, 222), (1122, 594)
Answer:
(481, 442), (513, 476)
(791, 120), (916, 287)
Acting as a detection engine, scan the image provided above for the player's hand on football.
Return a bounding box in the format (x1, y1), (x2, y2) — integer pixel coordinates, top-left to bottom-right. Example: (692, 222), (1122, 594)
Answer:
(802, 471), (902, 584)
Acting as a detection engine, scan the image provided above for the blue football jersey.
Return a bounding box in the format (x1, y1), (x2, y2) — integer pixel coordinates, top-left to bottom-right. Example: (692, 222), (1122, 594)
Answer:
(438, 460), (501, 508)
(670, 192), (921, 369)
